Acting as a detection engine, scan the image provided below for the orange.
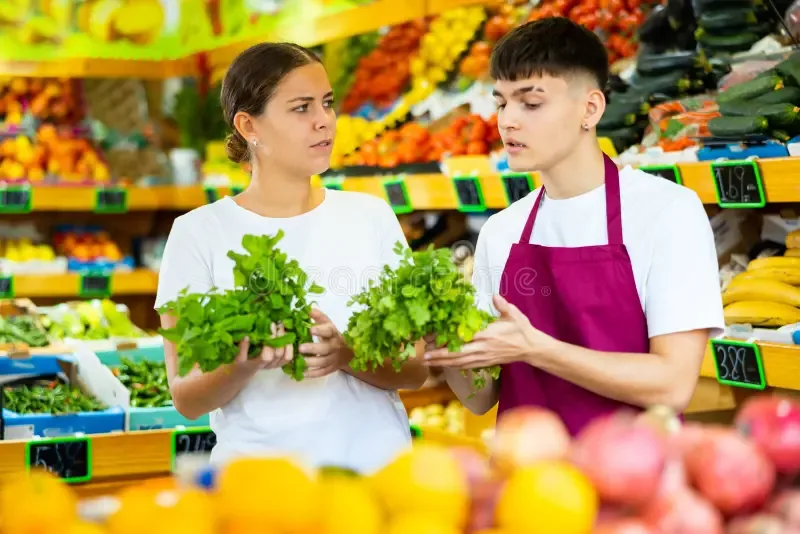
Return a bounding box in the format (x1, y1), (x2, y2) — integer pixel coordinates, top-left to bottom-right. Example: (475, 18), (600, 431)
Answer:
(216, 457), (320, 533)
(107, 486), (165, 534)
(319, 476), (384, 534)
(496, 461), (597, 534)
(386, 513), (461, 534)
(67, 521), (108, 534)
(0, 470), (78, 534)
(152, 488), (217, 534)
(369, 444), (468, 528)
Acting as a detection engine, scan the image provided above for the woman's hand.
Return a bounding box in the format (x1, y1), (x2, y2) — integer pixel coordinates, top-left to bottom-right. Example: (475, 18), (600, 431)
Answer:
(233, 323), (294, 375)
(299, 309), (352, 378)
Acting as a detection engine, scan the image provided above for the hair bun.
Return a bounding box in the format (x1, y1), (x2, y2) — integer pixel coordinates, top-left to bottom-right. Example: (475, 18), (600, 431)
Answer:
(225, 132), (249, 164)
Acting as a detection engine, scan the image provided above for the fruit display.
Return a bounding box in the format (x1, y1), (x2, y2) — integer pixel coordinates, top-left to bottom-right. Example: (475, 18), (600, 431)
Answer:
(5, 395), (800, 534)
(408, 400), (465, 434)
(330, 32), (380, 102)
(77, 0), (167, 45)
(111, 357), (171, 408)
(0, 224), (66, 275)
(40, 299), (147, 341)
(409, 7), (485, 89)
(694, 1), (775, 56)
(341, 20), (428, 113)
(3, 380), (106, 415)
(0, 125), (110, 183)
(344, 243), (497, 390)
(722, 254), (800, 327)
(157, 232), (323, 381)
(0, 77), (83, 127)
(52, 226), (129, 269)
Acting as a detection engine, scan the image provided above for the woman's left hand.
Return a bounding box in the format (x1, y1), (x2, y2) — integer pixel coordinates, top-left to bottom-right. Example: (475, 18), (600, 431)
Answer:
(299, 309), (353, 378)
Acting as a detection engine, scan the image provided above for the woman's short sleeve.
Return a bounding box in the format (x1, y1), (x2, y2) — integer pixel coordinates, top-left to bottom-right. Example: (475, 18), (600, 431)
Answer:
(154, 215), (213, 311)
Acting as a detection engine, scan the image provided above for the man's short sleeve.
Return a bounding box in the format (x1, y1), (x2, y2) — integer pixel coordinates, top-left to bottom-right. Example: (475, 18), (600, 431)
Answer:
(154, 216), (213, 311)
(472, 223), (498, 317)
(644, 192), (725, 339)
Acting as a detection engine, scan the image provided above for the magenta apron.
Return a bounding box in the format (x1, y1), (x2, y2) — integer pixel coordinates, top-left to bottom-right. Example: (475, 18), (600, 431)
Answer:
(496, 155), (649, 436)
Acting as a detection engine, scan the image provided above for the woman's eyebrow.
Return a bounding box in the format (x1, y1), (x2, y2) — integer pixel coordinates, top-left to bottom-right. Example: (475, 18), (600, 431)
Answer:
(287, 91), (334, 103)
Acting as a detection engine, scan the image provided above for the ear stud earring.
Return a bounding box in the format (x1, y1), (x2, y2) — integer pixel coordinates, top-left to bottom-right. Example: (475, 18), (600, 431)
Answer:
(582, 124), (589, 131)
(251, 138), (258, 146)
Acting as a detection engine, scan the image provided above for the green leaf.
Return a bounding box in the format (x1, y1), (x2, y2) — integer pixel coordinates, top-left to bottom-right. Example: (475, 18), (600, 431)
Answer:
(309, 283), (325, 294)
(262, 333), (296, 348)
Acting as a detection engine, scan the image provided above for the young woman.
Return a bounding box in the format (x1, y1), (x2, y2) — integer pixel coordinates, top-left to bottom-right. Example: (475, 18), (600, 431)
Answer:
(155, 42), (428, 472)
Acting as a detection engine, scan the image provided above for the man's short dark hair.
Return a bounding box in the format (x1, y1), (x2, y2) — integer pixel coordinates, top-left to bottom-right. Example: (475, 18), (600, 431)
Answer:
(490, 17), (609, 91)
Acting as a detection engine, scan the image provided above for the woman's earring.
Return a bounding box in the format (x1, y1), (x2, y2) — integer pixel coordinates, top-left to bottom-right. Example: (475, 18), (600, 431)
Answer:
(251, 138), (258, 147)
(582, 124), (589, 131)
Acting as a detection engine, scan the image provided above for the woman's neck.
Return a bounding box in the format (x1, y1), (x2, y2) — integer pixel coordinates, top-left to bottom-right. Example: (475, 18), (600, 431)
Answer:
(537, 138), (607, 200)
(235, 162), (324, 218)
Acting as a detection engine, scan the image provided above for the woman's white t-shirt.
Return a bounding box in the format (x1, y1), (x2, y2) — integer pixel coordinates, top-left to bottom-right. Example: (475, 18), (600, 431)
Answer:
(154, 190), (412, 473)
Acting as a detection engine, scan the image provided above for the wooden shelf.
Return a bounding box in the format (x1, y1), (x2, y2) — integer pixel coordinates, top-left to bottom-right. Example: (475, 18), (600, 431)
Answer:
(14, 269), (158, 298)
(701, 340), (800, 391)
(0, 58), (198, 80)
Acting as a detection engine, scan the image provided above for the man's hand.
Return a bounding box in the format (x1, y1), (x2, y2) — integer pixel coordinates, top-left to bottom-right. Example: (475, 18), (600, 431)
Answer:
(299, 309), (353, 379)
(424, 294), (553, 369)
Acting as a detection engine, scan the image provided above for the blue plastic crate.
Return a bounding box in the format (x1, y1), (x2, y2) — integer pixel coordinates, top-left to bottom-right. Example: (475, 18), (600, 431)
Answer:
(2, 406), (125, 438)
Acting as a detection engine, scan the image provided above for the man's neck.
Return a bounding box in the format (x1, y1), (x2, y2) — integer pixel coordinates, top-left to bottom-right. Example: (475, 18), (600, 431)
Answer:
(537, 140), (607, 200)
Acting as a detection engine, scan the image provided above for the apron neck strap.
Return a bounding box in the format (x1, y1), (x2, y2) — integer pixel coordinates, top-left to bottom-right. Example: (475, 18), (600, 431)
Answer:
(519, 154), (623, 245)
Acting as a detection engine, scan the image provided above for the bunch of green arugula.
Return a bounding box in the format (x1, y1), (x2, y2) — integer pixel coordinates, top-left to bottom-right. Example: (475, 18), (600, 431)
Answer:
(343, 243), (500, 391)
(157, 231), (324, 380)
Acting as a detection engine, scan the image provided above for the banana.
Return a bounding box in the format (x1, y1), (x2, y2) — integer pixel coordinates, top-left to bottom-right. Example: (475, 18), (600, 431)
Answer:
(748, 256), (800, 270)
(786, 249), (800, 258)
(732, 268), (800, 286)
(787, 229), (800, 249)
(722, 278), (800, 307)
(724, 300), (800, 327)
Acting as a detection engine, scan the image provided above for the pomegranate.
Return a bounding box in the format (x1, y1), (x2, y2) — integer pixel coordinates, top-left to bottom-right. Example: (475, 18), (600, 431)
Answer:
(684, 428), (775, 516)
(571, 412), (666, 508)
(594, 519), (657, 534)
(736, 395), (800, 475)
(641, 487), (724, 534)
(768, 490), (800, 529)
(449, 447), (504, 533)
(726, 514), (786, 534)
(490, 406), (570, 473)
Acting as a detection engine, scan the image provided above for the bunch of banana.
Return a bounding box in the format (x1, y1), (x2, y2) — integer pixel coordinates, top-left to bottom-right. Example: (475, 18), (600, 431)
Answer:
(786, 229), (800, 257)
(723, 256), (800, 327)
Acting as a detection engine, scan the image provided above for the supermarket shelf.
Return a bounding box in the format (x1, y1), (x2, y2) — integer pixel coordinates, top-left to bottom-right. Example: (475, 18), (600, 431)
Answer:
(0, 57), (198, 80)
(426, 0), (488, 15)
(700, 340), (800, 391)
(14, 269), (158, 298)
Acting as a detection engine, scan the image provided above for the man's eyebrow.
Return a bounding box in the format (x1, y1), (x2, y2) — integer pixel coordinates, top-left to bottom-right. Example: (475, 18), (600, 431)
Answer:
(287, 91), (334, 103)
(492, 86), (546, 98)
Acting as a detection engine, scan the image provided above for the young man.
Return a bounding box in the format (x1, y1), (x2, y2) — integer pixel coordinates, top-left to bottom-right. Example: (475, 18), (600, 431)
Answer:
(425, 17), (724, 435)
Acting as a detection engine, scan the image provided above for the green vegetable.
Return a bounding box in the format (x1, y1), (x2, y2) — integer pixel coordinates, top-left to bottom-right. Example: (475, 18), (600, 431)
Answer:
(597, 103), (638, 131)
(112, 357), (172, 408)
(752, 87), (800, 106)
(718, 74), (785, 103)
(708, 115), (769, 136)
(696, 30), (761, 53)
(718, 99), (761, 117)
(698, 8), (757, 31)
(755, 103), (800, 128)
(629, 70), (693, 96)
(775, 53), (800, 87)
(771, 130), (792, 142)
(343, 243), (498, 392)
(597, 125), (643, 153)
(0, 315), (49, 347)
(695, 0), (758, 11)
(157, 231), (322, 380)
(3, 381), (106, 414)
(41, 300), (146, 341)
(636, 51), (706, 77)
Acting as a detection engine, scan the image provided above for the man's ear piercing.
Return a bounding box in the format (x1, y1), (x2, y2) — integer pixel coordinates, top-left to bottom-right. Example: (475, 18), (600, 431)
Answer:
(251, 138), (258, 146)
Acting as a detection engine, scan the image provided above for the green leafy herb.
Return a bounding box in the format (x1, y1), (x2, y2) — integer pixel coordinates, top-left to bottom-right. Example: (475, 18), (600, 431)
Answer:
(157, 231), (321, 380)
(343, 243), (499, 391)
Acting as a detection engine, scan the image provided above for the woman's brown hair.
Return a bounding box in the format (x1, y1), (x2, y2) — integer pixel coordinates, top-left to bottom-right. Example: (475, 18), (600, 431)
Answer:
(221, 42), (322, 164)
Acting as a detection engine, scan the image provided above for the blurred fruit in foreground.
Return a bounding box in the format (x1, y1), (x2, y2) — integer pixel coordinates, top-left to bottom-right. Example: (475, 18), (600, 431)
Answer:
(490, 406), (571, 473)
(0, 470), (77, 534)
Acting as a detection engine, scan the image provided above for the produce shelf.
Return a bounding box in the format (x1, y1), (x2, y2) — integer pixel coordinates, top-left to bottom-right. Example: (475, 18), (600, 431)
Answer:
(700, 340), (800, 391)
(14, 269), (158, 298)
(0, 58), (199, 80)
(426, 0), (489, 15)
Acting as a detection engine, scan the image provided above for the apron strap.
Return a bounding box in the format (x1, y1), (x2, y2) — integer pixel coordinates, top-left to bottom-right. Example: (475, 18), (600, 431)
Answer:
(518, 154), (623, 246)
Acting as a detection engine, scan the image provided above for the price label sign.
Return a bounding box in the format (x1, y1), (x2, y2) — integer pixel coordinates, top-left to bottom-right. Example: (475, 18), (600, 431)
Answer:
(79, 273), (111, 298)
(410, 424), (422, 439)
(0, 185), (32, 214)
(94, 187), (128, 214)
(230, 186), (244, 196)
(25, 436), (92, 483)
(711, 161), (765, 208)
(640, 164), (682, 185)
(502, 173), (535, 205)
(204, 187), (219, 204)
(171, 427), (216, 470)
(710, 339), (766, 390)
(321, 177), (344, 191)
(453, 176), (486, 213)
(0, 275), (14, 298)
(383, 178), (413, 214)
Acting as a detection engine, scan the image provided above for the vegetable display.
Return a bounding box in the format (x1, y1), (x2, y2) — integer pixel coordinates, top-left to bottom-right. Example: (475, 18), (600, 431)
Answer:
(41, 300), (146, 341)
(0, 314), (49, 347)
(344, 243), (498, 391)
(157, 232), (323, 380)
(2, 381), (106, 414)
(111, 358), (171, 408)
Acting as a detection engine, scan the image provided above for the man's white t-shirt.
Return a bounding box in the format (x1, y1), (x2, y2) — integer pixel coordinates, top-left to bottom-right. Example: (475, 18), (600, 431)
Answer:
(473, 166), (725, 338)
(154, 190), (411, 473)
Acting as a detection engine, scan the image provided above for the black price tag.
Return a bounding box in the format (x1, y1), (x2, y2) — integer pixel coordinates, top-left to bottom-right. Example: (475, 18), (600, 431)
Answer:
(171, 427), (216, 470)
(321, 177), (344, 190)
(502, 173), (534, 205)
(0, 275), (14, 298)
(79, 273), (111, 298)
(710, 339), (766, 390)
(25, 437), (92, 483)
(94, 187), (128, 214)
(640, 164), (682, 185)
(453, 176), (486, 213)
(383, 178), (413, 214)
(410, 424), (422, 439)
(0, 186), (32, 214)
(711, 160), (765, 208)
(204, 187), (219, 204)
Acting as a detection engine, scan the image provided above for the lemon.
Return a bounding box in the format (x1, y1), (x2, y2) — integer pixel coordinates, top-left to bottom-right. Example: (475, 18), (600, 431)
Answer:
(320, 476), (383, 534)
